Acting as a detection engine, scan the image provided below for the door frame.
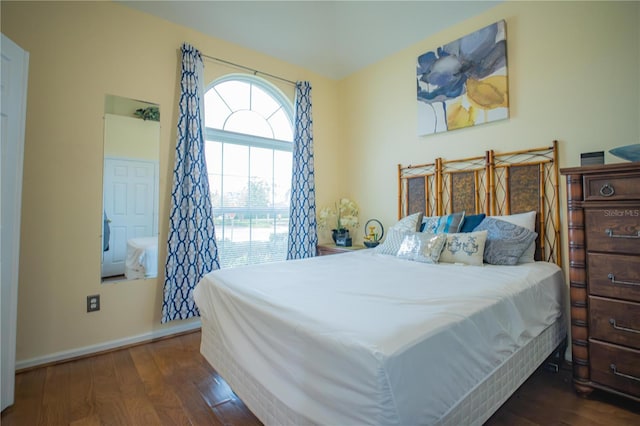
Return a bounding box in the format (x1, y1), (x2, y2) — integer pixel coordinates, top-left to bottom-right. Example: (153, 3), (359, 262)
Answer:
(1, 33), (29, 412)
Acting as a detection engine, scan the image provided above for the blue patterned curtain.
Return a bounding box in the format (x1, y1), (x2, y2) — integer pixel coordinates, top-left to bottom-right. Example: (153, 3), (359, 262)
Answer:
(161, 43), (219, 323)
(287, 81), (318, 259)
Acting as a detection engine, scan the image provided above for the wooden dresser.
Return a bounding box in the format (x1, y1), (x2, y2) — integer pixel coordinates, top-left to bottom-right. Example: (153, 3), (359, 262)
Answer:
(561, 163), (640, 402)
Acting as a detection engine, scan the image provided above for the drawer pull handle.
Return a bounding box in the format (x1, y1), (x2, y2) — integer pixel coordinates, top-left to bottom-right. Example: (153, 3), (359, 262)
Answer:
(605, 229), (640, 239)
(608, 273), (640, 287)
(599, 183), (615, 197)
(609, 318), (640, 334)
(610, 364), (640, 383)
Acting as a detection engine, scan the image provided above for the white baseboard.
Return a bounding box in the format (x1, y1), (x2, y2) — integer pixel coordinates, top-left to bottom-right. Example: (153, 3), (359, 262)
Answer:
(15, 320), (201, 371)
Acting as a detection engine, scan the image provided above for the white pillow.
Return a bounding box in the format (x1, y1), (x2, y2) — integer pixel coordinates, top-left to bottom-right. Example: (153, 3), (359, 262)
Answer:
(491, 211), (535, 230)
(489, 211), (536, 263)
(396, 232), (447, 264)
(439, 230), (488, 266)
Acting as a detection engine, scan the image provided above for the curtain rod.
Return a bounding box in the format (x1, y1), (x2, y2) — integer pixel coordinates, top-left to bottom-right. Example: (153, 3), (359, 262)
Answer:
(202, 53), (297, 86)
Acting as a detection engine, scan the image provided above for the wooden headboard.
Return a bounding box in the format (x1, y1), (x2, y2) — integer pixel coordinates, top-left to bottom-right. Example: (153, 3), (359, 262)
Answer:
(398, 141), (561, 266)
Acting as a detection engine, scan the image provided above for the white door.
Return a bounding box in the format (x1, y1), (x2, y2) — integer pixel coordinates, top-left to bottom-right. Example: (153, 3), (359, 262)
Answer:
(1, 33), (29, 412)
(102, 158), (156, 278)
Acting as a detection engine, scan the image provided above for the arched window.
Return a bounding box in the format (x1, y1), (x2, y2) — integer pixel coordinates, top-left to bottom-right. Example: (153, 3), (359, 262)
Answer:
(204, 75), (293, 268)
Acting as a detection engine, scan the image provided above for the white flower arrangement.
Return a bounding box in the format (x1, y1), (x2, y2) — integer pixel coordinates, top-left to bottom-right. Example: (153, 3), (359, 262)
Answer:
(318, 198), (359, 231)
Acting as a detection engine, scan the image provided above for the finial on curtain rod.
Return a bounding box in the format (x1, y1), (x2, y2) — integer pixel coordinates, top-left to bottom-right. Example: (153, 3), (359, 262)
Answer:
(201, 53), (297, 86)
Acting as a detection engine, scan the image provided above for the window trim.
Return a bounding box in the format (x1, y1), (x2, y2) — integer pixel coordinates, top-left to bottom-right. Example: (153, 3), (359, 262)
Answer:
(204, 128), (292, 152)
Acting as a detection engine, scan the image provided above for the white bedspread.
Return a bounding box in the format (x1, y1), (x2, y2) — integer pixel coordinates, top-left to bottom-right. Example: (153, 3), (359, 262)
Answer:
(194, 250), (564, 425)
(124, 236), (158, 279)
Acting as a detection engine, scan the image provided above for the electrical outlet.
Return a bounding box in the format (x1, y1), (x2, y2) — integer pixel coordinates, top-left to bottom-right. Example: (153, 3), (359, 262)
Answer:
(87, 294), (100, 312)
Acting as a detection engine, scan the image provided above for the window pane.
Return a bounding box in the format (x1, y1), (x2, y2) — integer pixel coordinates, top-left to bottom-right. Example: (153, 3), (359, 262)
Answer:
(274, 150), (292, 206)
(225, 110), (273, 138)
(204, 89), (230, 129)
(216, 80), (250, 112)
(205, 140), (222, 175)
(270, 108), (294, 141)
(250, 147), (273, 189)
(222, 144), (248, 207)
(251, 84), (279, 118)
(205, 140), (222, 209)
(209, 174), (222, 209)
(250, 147), (274, 207)
(222, 143), (248, 178)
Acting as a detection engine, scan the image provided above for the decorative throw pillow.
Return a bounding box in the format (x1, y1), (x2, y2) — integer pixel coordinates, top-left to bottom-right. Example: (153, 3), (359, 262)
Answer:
(474, 217), (538, 265)
(376, 213), (424, 255)
(518, 241), (536, 263)
(459, 213), (486, 232)
(421, 211), (465, 234)
(439, 230), (487, 266)
(391, 212), (424, 233)
(375, 228), (410, 255)
(488, 211), (536, 263)
(396, 232), (447, 264)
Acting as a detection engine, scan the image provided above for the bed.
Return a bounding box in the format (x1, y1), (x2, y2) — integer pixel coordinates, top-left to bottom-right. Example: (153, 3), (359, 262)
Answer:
(124, 236), (158, 279)
(194, 142), (565, 425)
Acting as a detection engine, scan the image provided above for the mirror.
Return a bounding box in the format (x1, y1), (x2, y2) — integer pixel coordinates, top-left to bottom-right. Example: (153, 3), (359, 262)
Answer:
(101, 95), (160, 283)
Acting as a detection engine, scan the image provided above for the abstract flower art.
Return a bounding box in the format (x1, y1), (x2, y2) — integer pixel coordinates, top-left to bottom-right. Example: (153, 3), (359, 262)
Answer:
(417, 20), (509, 136)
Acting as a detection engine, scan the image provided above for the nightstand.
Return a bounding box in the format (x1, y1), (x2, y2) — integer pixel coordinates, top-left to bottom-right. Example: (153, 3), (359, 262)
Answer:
(316, 244), (366, 256)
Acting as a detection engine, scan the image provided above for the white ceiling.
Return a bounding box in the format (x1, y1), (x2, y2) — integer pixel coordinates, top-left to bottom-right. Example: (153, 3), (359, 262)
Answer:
(120, 1), (501, 80)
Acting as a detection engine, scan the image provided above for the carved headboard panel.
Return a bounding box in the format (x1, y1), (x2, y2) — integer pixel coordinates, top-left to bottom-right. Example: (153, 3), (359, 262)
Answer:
(398, 141), (561, 266)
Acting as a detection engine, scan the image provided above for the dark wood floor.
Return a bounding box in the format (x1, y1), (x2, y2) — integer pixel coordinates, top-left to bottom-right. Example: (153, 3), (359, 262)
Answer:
(2, 330), (639, 425)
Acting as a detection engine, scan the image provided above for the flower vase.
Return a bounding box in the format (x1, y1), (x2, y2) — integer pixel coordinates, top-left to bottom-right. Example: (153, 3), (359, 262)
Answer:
(332, 229), (351, 247)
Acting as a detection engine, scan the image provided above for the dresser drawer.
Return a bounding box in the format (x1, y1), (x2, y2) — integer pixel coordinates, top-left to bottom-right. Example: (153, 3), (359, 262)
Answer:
(584, 172), (640, 201)
(588, 253), (640, 302)
(589, 296), (640, 348)
(590, 340), (640, 398)
(585, 209), (640, 254)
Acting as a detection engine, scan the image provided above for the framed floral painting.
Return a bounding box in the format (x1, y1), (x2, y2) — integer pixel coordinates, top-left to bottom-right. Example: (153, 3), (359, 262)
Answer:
(417, 20), (509, 136)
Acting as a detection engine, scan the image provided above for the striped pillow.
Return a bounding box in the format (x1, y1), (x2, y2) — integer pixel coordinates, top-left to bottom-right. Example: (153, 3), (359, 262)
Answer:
(421, 211), (465, 234)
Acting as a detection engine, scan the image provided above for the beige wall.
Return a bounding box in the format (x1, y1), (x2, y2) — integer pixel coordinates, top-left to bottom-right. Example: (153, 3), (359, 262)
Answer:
(104, 114), (160, 160)
(1, 1), (638, 364)
(340, 1), (639, 231)
(1, 1), (341, 364)
(338, 1), (639, 359)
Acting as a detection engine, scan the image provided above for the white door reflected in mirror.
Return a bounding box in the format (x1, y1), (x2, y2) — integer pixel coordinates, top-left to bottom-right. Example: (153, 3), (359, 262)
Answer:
(101, 95), (160, 283)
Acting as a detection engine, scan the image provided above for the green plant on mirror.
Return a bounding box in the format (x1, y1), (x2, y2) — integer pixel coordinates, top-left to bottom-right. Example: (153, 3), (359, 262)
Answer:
(134, 106), (160, 121)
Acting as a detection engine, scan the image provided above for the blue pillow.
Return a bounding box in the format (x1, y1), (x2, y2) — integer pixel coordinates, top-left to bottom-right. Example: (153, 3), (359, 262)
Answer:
(459, 213), (486, 233)
(473, 217), (537, 265)
(421, 211), (465, 234)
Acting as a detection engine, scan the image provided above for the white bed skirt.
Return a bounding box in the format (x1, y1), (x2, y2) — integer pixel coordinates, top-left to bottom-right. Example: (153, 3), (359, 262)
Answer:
(199, 314), (566, 426)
